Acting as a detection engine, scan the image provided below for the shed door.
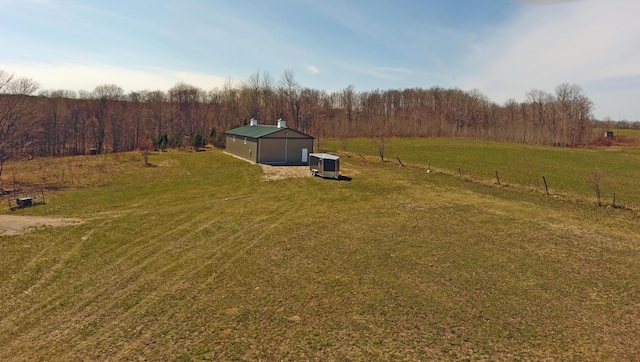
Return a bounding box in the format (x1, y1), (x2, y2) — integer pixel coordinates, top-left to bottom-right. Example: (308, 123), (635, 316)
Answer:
(302, 148), (308, 163)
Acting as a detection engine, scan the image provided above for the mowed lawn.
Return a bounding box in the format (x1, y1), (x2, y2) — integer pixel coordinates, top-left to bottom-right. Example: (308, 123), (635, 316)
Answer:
(1, 146), (639, 360)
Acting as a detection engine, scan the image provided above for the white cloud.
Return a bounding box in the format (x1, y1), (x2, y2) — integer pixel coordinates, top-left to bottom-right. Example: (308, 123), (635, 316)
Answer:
(307, 66), (320, 74)
(461, 0), (640, 120)
(0, 62), (228, 93)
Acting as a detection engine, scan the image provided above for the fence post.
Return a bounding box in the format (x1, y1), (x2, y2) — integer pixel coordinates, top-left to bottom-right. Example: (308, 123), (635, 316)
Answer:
(543, 176), (549, 196)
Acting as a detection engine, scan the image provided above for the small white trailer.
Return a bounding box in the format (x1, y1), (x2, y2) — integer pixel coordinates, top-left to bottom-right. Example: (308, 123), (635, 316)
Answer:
(309, 153), (340, 179)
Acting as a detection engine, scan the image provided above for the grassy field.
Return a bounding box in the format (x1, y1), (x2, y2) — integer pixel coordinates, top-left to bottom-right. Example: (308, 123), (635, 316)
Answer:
(1, 143), (639, 360)
(324, 138), (640, 209)
(610, 128), (640, 138)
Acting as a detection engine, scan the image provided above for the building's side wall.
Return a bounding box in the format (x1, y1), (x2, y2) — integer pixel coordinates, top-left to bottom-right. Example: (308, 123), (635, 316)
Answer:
(286, 138), (314, 165)
(258, 129), (314, 165)
(258, 138), (313, 165)
(225, 135), (258, 162)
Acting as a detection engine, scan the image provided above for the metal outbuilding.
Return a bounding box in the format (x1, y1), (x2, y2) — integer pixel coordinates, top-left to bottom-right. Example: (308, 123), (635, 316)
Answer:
(309, 153), (340, 179)
(225, 118), (314, 165)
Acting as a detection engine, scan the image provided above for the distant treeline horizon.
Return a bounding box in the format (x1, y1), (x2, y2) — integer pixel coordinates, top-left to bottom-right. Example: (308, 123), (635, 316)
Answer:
(0, 68), (636, 163)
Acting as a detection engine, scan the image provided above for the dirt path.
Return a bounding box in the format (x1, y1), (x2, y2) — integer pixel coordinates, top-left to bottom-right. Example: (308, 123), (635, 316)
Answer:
(259, 165), (311, 181)
(0, 215), (82, 236)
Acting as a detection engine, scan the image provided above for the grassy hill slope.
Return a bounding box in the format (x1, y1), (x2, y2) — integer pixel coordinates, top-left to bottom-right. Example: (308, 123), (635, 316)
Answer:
(326, 138), (640, 208)
(1, 147), (639, 360)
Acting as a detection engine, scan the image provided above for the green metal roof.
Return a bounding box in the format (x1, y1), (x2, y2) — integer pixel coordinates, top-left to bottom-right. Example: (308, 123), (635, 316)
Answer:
(225, 124), (314, 139)
(225, 125), (284, 138)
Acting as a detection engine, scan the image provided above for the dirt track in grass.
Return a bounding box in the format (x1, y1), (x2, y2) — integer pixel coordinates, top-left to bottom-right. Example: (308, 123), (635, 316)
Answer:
(0, 215), (82, 236)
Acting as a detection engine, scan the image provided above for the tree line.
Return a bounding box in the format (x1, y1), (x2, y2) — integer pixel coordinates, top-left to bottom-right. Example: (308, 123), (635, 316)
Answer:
(1, 68), (599, 165)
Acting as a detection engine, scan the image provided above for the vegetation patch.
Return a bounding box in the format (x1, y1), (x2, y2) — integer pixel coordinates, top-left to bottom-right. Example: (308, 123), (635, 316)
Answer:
(0, 144), (638, 360)
(325, 138), (640, 209)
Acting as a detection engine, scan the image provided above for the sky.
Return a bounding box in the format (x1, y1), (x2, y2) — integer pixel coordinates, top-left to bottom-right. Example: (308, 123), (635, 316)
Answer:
(1, 0), (638, 121)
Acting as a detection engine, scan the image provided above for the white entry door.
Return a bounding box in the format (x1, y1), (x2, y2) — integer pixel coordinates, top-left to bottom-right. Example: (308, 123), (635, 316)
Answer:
(302, 148), (308, 163)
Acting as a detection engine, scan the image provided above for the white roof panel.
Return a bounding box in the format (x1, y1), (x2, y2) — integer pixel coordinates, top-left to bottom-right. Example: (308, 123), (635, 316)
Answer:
(309, 153), (339, 160)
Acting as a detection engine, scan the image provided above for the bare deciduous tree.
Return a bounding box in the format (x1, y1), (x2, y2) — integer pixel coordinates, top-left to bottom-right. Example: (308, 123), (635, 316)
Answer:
(591, 168), (605, 206)
(374, 133), (387, 162)
(0, 67), (600, 161)
(279, 70), (301, 130)
(92, 84), (124, 153)
(0, 70), (39, 175)
(138, 137), (153, 166)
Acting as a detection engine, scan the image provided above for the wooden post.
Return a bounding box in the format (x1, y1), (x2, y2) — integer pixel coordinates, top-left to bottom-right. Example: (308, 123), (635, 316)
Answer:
(612, 193), (616, 208)
(543, 176), (549, 196)
(458, 168), (462, 177)
(495, 170), (501, 186)
(12, 174), (17, 201)
(396, 157), (405, 167)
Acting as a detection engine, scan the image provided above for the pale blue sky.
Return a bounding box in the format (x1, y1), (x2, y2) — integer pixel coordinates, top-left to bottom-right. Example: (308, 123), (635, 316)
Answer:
(1, 0), (638, 121)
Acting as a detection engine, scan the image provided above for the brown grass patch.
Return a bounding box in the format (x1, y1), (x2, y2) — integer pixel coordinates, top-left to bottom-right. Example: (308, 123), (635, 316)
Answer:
(0, 215), (82, 235)
(583, 135), (640, 148)
(259, 165), (311, 181)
